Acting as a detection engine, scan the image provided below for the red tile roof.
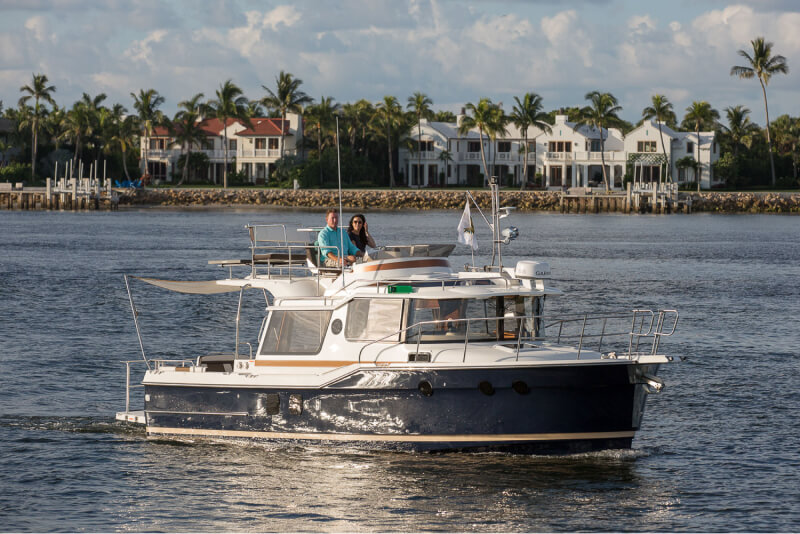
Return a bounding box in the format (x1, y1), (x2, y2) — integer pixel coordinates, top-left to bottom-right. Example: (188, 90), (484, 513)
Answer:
(151, 117), (289, 137)
(237, 118), (290, 136)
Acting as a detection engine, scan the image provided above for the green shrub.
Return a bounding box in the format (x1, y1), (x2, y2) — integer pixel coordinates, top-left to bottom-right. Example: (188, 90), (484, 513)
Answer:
(0, 162), (31, 182)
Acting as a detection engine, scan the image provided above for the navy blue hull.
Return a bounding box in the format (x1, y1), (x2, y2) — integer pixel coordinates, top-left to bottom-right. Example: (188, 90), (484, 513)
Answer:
(144, 363), (657, 453)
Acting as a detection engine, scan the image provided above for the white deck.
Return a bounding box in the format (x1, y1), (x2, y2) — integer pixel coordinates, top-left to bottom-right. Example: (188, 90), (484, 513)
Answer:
(116, 410), (145, 425)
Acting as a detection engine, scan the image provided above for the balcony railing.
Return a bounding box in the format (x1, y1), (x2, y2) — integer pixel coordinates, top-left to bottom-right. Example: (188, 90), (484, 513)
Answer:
(545, 151), (626, 162)
(240, 148), (281, 158)
(458, 152), (483, 161)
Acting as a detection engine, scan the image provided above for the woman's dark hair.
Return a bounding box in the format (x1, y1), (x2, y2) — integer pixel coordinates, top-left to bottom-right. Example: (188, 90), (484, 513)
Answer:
(348, 214), (367, 239)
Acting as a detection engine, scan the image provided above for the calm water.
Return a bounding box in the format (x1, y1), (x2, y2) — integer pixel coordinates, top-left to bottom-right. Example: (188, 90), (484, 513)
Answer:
(0, 208), (798, 531)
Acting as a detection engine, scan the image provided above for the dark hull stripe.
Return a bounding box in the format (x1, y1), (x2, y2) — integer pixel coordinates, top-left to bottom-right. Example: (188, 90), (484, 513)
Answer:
(146, 427), (635, 443)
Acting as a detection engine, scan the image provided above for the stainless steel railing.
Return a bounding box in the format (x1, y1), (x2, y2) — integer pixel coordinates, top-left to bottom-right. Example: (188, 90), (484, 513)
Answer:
(357, 309), (678, 364)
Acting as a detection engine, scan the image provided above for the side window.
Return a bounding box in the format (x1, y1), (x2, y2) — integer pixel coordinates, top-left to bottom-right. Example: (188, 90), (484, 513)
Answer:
(260, 310), (332, 354)
(345, 299), (404, 341)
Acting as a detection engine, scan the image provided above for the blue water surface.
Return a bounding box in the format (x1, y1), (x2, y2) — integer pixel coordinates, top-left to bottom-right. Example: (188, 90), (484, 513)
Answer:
(0, 208), (798, 531)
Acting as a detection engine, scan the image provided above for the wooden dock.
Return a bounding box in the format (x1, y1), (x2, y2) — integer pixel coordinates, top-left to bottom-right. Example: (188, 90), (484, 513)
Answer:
(0, 178), (119, 211)
(559, 183), (691, 214)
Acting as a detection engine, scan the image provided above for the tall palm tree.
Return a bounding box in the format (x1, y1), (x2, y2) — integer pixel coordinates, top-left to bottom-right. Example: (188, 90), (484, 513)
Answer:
(18, 73), (56, 180)
(510, 93), (551, 190)
(106, 111), (139, 181)
(305, 96), (340, 185)
(407, 92), (433, 186)
(641, 94), (677, 185)
(172, 93), (206, 185)
(373, 96), (407, 188)
(261, 71), (312, 159)
(60, 101), (93, 173)
(203, 80), (250, 188)
(575, 91), (623, 191)
(458, 98), (501, 185)
(681, 101), (720, 191)
(730, 37), (789, 186)
(720, 105), (759, 183)
(130, 88), (165, 178)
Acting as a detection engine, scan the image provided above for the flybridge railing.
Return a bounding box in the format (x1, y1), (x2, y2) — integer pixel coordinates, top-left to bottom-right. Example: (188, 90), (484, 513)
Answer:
(357, 309), (678, 364)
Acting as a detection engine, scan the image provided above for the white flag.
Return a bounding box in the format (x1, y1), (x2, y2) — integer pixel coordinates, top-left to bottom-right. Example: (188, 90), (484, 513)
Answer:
(457, 200), (478, 250)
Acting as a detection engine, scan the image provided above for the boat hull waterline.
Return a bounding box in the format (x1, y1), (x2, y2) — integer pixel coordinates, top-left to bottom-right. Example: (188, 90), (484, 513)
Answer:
(144, 363), (658, 453)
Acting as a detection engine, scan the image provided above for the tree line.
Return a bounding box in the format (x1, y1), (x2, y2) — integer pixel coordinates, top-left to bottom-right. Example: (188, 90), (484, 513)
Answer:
(1, 36), (795, 189)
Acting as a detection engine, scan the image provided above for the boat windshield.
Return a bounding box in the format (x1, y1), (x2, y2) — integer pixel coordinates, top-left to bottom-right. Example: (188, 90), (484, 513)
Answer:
(405, 296), (541, 343)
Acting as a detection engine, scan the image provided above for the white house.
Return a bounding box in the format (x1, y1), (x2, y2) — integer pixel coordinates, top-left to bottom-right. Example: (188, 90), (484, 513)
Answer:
(400, 113), (718, 190)
(624, 120), (719, 189)
(141, 113), (303, 184)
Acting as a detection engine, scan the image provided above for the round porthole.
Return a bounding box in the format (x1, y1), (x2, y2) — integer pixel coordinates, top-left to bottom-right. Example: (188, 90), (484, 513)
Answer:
(478, 381), (495, 396)
(512, 380), (530, 395)
(418, 380), (433, 397)
(331, 318), (343, 335)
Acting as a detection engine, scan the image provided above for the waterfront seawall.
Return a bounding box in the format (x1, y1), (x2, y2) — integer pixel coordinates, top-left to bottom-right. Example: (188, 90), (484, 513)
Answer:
(117, 189), (800, 214)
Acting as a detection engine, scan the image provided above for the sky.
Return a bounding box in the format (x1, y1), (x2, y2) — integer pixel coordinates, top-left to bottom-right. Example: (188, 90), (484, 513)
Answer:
(0, 0), (797, 125)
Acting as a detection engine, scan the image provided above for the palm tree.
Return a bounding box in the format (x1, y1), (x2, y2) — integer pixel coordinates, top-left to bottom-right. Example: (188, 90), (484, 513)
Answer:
(771, 115), (800, 181)
(172, 93), (206, 185)
(106, 111), (139, 182)
(575, 91), (623, 191)
(458, 98), (501, 185)
(407, 92), (433, 187)
(720, 105), (759, 183)
(731, 37), (789, 186)
(641, 94), (677, 185)
(203, 80), (250, 188)
(130, 88), (165, 178)
(511, 93), (551, 190)
(18, 73), (56, 180)
(261, 71), (312, 159)
(373, 96), (407, 188)
(304, 96), (340, 185)
(60, 101), (93, 173)
(437, 149), (454, 186)
(682, 101), (720, 191)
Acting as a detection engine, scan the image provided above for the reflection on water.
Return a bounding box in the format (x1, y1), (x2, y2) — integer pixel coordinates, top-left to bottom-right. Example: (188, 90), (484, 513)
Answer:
(1, 210), (799, 531)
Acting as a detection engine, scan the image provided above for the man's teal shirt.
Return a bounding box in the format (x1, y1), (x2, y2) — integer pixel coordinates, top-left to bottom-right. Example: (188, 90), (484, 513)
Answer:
(318, 225), (360, 258)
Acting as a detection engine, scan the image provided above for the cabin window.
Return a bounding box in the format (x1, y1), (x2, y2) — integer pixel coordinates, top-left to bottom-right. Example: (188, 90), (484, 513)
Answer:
(260, 310), (332, 354)
(345, 299), (404, 341)
(405, 297), (536, 343)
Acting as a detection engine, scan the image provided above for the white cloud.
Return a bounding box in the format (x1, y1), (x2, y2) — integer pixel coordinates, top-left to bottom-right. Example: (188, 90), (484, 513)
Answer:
(628, 15), (656, 35)
(0, 1), (797, 125)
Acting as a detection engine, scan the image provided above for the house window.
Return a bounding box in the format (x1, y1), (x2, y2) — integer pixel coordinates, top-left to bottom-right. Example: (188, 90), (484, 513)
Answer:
(548, 141), (572, 152)
(255, 138), (266, 150)
(422, 140), (434, 152)
(497, 141), (511, 153)
(268, 138), (279, 149)
(713, 142), (717, 153)
(228, 139), (237, 151)
(202, 138), (214, 150)
(467, 141), (481, 153)
(590, 140), (602, 152)
(637, 141), (657, 153)
(687, 141), (694, 153)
